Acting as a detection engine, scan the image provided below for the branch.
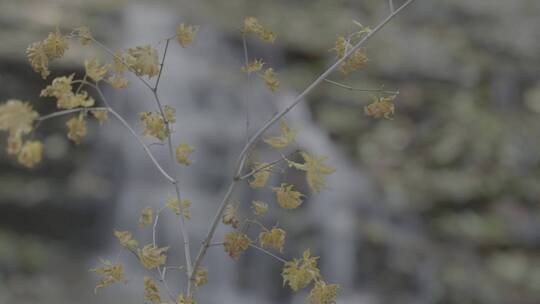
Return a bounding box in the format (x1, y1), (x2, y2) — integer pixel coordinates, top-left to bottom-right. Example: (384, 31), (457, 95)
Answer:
(324, 79), (399, 95)
(189, 0), (415, 286)
(249, 244), (287, 263)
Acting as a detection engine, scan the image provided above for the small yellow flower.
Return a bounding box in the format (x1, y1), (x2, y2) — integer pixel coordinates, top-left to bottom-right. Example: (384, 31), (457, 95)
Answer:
(259, 227), (286, 252)
(176, 23), (199, 47)
(143, 276), (161, 304)
(85, 58), (109, 82)
(222, 204), (240, 228)
(42, 28), (69, 59)
(66, 114), (87, 144)
(40, 74), (74, 99)
(288, 152), (335, 193)
(272, 183), (304, 210)
(113, 50), (129, 74)
(251, 200), (268, 216)
(91, 110), (109, 124)
(241, 59), (264, 74)
(26, 42), (50, 79)
(243, 17), (276, 43)
(126, 45), (160, 78)
(282, 249), (321, 291)
(164, 105), (176, 123)
(108, 75), (129, 89)
(177, 294), (197, 304)
(175, 143), (194, 165)
(90, 259), (125, 293)
(17, 140), (43, 168)
(339, 48), (368, 75)
(137, 244), (168, 269)
(140, 112), (168, 141)
(308, 281), (340, 304)
(249, 162), (272, 188)
(262, 68), (280, 92)
(0, 99), (39, 136)
(193, 267), (208, 288)
(166, 197), (192, 219)
(56, 91), (95, 109)
(7, 131), (23, 155)
(114, 230), (138, 250)
(223, 232), (251, 260)
(263, 120), (297, 149)
(364, 96), (395, 119)
(138, 207), (153, 228)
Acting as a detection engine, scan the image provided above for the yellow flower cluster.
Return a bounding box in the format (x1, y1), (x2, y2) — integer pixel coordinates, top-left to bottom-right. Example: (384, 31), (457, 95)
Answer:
(259, 227), (286, 252)
(17, 141), (44, 168)
(74, 26), (92, 46)
(164, 105), (176, 123)
(177, 294), (197, 304)
(166, 197), (192, 219)
(282, 249), (321, 291)
(308, 281), (340, 304)
(193, 267), (208, 288)
(364, 96), (395, 119)
(91, 110), (109, 124)
(222, 203), (240, 228)
(137, 244), (169, 269)
(249, 162), (272, 188)
(264, 120), (297, 149)
(288, 152), (335, 193)
(176, 23), (199, 47)
(85, 58), (109, 82)
(144, 276), (161, 304)
(0, 100), (40, 166)
(241, 59), (264, 74)
(251, 200), (268, 216)
(125, 45), (160, 77)
(40, 75), (95, 109)
(90, 259), (125, 293)
(66, 114), (87, 144)
(176, 143), (194, 165)
(138, 207), (153, 228)
(262, 68), (280, 92)
(26, 29), (70, 79)
(243, 17), (276, 43)
(114, 230), (138, 250)
(272, 183), (304, 210)
(332, 36), (368, 75)
(223, 232), (251, 260)
(140, 111), (168, 141)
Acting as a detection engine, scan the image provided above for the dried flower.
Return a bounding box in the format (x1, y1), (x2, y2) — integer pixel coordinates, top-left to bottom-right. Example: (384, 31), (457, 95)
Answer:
(108, 75), (129, 89)
(262, 68), (280, 92)
(166, 197), (192, 219)
(140, 112), (168, 141)
(288, 152), (335, 193)
(138, 207), (153, 228)
(282, 249), (321, 291)
(272, 183), (304, 210)
(241, 59), (264, 74)
(91, 110), (108, 124)
(114, 230), (138, 250)
(263, 120), (297, 149)
(177, 294), (197, 304)
(66, 114), (87, 144)
(308, 281), (340, 304)
(42, 29), (69, 59)
(74, 26), (93, 46)
(222, 204), (240, 228)
(176, 23), (199, 47)
(26, 42), (50, 79)
(249, 162), (272, 188)
(144, 276), (161, 304)
(164, 105), (176, 123)
(138, 244), (168, 269)
(193, 267), (208, 288)
(339, 48), (368, 75)
(17, 140), (43, 168)
(90, 259), (125, 293)
(223, 232), (251, 260)
(251, 200), (268, 216)
(364, 96), (395, 119)
(126, 45), (160, 77)
(0, 99), (38, 136)
(40, 74), (74, 99)
(243, 17), (276, 43)
(85, 58), (109, 82)
(176, 143), (194, 165)
(259, 227), (286, 252)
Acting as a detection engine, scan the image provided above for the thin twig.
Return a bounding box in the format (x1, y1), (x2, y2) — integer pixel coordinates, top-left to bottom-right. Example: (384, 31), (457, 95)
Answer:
(389, 0), (395, 13)
(189, 0), (416, 286)
(242, 34), (251, 143)
(154, 38), (171, 91)
(324, 79), (399, 95)
(249, 244), (287, 263)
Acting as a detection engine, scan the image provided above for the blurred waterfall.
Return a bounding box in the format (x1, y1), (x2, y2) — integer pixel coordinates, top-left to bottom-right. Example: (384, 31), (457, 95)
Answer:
(97, 3), (372, 303)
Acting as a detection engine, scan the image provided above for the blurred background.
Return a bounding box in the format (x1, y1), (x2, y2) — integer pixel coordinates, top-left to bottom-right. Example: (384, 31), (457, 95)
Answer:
(1, 0), (540, 303)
